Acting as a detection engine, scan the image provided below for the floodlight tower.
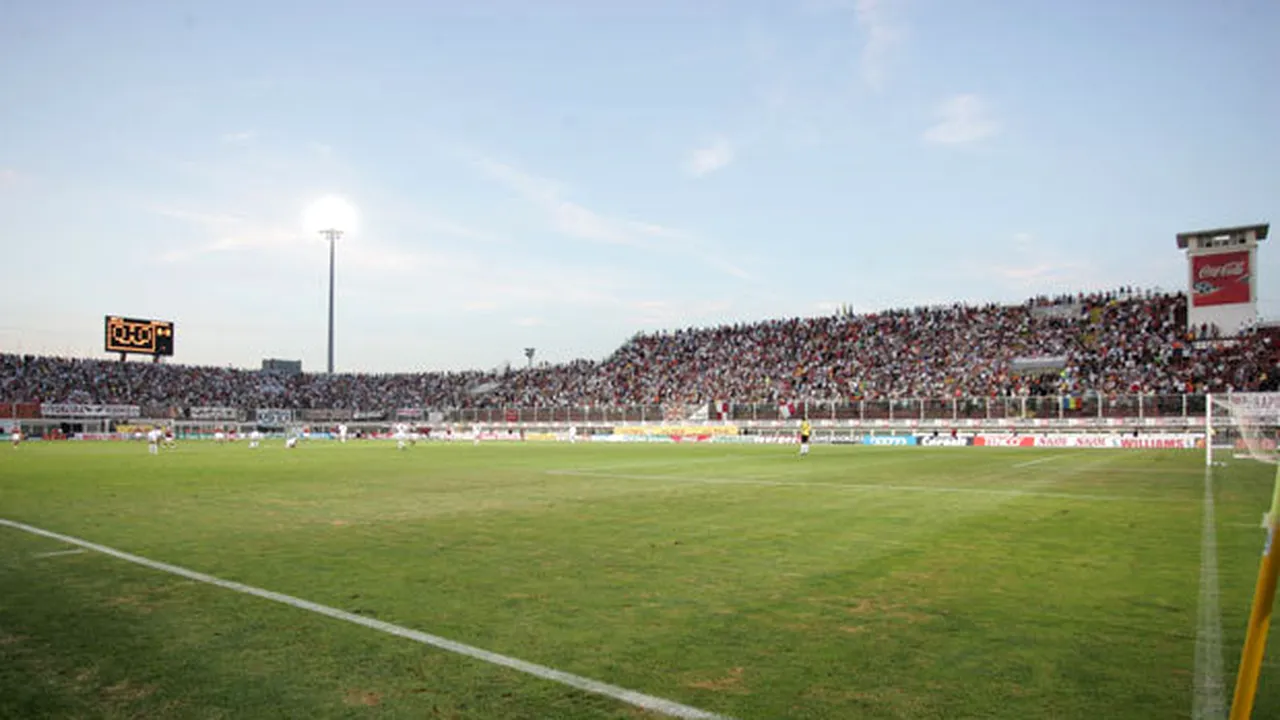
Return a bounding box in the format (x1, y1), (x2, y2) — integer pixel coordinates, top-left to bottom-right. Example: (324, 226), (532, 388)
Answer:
(320, 228), (343, 374)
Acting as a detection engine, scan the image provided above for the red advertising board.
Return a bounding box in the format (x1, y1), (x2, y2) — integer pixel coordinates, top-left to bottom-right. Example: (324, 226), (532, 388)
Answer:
(971, 433), (1202, 449)
(1191, 251), (1250, 307)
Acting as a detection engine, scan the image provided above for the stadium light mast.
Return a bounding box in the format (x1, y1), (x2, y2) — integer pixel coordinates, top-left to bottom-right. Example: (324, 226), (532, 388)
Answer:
(320, 228), (343, 374)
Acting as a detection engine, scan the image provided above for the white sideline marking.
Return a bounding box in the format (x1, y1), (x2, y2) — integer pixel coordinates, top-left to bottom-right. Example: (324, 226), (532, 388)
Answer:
(1012, 454), (1067, 469)
(0, 518), (733, 720)
(32, 548), (85, 558)
(546, 470), (1169, 503)
(1193, 468), (1225, 720)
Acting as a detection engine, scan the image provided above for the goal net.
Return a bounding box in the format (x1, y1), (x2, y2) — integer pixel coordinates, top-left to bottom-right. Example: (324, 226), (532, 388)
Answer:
(1210, 393), (1280, 716)
(1210, 393), (1280, 471)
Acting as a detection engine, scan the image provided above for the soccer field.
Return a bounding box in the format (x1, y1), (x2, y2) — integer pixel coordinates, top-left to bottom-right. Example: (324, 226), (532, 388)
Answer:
(1, 441), (1276, 719)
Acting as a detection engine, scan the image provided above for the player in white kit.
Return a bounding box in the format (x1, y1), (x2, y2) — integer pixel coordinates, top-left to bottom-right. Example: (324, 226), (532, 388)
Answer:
(285, 435), (298, 449)
(248, 430), (262, 448)
(338, 423), (348, 443)
(394, 422), (409, 450)
(147, 428), (162, 455)
(473, 423), (481, 446)
(568, 425), (578, 444)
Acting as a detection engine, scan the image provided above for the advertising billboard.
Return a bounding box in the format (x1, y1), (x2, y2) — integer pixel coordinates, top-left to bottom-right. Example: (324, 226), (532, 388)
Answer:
(1191, 250), (1250, 307)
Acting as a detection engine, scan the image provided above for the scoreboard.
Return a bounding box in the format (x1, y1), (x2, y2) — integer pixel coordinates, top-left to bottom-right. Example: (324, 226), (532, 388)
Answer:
(104, 316), (175, 357)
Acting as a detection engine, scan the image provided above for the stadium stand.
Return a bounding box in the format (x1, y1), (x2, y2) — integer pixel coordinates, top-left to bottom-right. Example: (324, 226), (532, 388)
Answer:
(1, 289), (1276, 414)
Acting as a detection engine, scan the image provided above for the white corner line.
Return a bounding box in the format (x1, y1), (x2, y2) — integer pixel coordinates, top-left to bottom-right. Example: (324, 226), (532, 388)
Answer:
(32, 548), (86, 558)
(0, 518), (734, 720)
(1193, 468), (1226, 720)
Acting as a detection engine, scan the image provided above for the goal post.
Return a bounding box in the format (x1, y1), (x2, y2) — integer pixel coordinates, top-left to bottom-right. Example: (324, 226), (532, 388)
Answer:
(1205, 393), (1280, 468)
(1208, 393), (1214, 467)
(1212, 392), (1280, 719)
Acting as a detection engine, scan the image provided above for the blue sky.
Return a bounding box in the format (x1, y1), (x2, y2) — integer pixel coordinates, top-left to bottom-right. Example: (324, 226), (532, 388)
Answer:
(1, 0), (1277, 373)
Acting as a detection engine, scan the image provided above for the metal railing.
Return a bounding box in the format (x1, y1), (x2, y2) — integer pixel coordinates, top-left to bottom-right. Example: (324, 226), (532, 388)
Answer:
(440, 394), (1206, 424)
(9, 394), (1219, 425)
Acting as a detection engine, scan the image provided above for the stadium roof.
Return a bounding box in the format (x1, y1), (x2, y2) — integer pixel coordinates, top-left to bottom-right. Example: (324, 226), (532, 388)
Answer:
(1175, 223), (1269, 249)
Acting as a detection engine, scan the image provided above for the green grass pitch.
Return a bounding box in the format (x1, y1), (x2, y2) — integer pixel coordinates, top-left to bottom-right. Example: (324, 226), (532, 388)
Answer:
(1, 440), (1277, 718)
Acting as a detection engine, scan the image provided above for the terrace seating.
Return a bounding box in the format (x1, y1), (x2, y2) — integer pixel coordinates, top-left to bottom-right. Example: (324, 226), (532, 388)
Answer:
(2, 288), (1274, 412)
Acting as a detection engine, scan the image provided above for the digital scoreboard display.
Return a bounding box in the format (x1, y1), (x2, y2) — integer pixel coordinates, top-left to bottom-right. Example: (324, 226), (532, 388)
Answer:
(104, 316), (175, 356)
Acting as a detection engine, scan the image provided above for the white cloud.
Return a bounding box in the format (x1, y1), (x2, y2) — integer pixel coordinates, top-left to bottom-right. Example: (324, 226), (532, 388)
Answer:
(475, 158), (562, 202)
(476, 158), (642, 246)
(153, 194), (502, 275)
(153, 206), (245, 227)
(628, 299), (734, 328)
(474, 157), (750, 280)
(923, 94), (1001, 145)
(0, 169), (19, 188)
(685, 137), (736, 177)
(854, 0), (901, 91)
(220, 130), (256, 144)
(514, 316), (545, 327)
(417, 214), (505, 244)
(154, 205), (369, 266)
(550, 199), (635, 246)
(963, 232), (1096, 295)
(152, 201), (641, 316)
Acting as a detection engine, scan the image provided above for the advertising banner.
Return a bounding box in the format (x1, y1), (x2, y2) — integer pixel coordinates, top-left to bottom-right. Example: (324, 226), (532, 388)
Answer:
(712, 435), (763, 444)
(190, 406), (239, 421)
(0, 403), (40, 419)
(613, 425), (739, 437)
(973, 435), (1037, 447)
(973, 433), (1202, 449)
(862, 435), (918, 446)
(41, 403), (141, 418)
(915, 435), (973, 447)
(1192, 251), (1250, 307)
(256, 408), (294, 425)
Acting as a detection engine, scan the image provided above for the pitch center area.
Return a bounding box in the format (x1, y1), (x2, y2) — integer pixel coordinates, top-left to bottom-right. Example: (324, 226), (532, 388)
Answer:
(0, 441), (1272, 718)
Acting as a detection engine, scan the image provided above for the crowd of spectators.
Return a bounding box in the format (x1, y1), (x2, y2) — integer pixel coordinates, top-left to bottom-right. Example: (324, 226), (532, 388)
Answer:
(2, 288), (1276, 411)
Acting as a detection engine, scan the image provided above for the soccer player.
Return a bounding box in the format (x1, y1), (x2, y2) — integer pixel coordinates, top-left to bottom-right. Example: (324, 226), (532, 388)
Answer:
(147, 427), (162, 455)
(472, 423), (481, 446)
(285, 435), (298, 449)
(214, 428), (226, 444)
(163, 425), (177, 449)
(10, 426), (20, 448)
(568, 425), (578, 444)
(799, 418), (812, 456)
(394, 422), (409, 450)
(338, 423), (349, 443)
(248, 430), (262, 449)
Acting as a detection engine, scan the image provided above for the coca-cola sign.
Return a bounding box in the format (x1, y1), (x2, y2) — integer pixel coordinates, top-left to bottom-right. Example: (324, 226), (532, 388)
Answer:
(1198, 259), (1245, 280)
(1192, 250), (1251, 307)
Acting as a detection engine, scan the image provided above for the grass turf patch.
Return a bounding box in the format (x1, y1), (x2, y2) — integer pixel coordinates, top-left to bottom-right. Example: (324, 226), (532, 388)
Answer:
(1, 440), (1276, 718)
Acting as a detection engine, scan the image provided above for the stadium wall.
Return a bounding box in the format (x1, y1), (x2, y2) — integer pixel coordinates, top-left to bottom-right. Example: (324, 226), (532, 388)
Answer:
(4, 394), (1219, 449)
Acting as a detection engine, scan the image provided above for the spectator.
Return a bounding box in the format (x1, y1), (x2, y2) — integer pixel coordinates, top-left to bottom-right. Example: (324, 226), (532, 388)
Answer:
(0, 288), (1270, 410)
